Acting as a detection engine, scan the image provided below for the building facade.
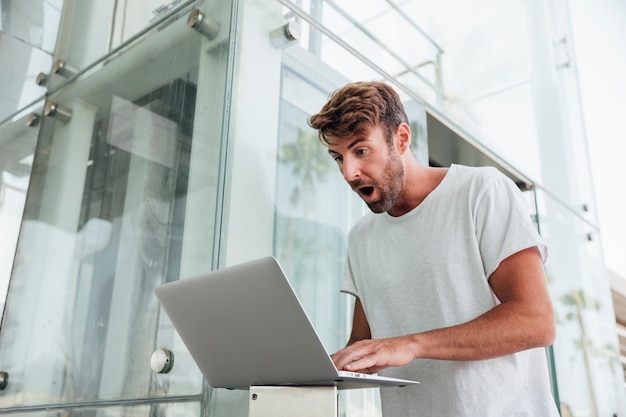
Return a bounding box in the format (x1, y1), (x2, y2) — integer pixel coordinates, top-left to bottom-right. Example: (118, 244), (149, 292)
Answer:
(0, 0), (624, 416)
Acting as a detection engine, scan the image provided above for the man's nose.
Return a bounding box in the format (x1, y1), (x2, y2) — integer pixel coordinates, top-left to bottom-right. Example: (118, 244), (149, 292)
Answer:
(341, 156), (360, 182)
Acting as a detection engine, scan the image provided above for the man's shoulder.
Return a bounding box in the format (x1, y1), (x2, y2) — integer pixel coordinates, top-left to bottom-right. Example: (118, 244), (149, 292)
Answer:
(448, 164), (507, 191)
(349, 212), (379, 236)
(452, 164), (501, 180)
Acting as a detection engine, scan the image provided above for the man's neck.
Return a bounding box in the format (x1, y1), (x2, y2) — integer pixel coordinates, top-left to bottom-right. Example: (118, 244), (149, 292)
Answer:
(387, 164), (449, 217)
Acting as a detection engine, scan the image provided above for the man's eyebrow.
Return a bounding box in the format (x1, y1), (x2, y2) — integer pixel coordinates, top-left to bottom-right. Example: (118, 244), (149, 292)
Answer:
(346, 138), (364, 149)
(327, 138), (366, 156)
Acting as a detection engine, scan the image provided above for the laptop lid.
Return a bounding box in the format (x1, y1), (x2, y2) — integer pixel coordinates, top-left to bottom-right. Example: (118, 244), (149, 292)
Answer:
(154, 256), (418, 390)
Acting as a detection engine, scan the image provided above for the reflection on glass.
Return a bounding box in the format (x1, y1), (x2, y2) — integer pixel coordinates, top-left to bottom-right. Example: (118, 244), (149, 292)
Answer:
(0, 8), (227, 406)
(0, 109), (39, 316)
(0, 35), (51, 122)
(538, 189), (626, 417)
(0, 79), (200, 407)
(274, 67), (349, 354)
(118, 0), (192, 44)
(0, 0), (62, 52)
(0, 0), (62, 121)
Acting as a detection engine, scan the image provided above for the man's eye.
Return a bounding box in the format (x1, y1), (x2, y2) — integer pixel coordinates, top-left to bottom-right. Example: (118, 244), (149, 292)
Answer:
(355, 149), (367, 156)
(333, 155), (343, 163)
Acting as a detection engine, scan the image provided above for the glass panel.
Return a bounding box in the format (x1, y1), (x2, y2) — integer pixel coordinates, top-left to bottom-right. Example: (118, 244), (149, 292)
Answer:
(0, 105), (41, 313)
(538, 189), (626, 416)
(0, 0), (62, 121)
(52, 0), (117, 70)
(50, 0), (200, 89)
(0, 0), (62, 52)
(0, 35), (51, 122)
(274, 66), (354, 354)
(111, 0), (194, 48)
(525, 0), (596, 225)
(0, 0), (232, 408)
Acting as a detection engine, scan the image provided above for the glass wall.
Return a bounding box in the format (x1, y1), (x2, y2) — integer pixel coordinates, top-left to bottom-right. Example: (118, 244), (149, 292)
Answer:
(538, 188), (626, 416)
(0, 0), (233, 413)
(0, 0), (63, 315)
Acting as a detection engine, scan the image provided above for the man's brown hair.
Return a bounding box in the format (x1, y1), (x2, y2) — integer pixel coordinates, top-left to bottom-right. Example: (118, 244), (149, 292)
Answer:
(308, 81), (409, 146)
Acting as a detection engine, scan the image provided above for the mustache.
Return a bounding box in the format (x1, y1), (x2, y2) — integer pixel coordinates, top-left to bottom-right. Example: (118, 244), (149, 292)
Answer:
(348, 179), (364, 190)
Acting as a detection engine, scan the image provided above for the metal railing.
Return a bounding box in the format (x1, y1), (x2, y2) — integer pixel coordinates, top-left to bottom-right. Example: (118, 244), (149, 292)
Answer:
(280, 0), (445, 102)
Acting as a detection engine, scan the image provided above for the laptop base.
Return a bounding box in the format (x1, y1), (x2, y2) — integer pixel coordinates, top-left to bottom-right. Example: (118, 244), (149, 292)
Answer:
(249, 386), (337, 417)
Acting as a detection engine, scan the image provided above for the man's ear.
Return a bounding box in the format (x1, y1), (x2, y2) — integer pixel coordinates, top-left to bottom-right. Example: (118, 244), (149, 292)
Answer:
(395, 123), (412, 154)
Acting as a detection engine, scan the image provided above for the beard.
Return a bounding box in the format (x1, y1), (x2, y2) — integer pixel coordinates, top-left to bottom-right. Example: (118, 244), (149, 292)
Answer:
(363, 151), (404, 214)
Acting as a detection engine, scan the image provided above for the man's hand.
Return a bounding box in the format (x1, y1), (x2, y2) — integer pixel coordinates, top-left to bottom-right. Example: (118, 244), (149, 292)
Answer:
(331, 336), (416, 373)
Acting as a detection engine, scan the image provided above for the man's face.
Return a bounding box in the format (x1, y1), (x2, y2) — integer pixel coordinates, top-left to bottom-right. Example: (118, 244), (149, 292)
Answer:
(326, 125), (404, 213)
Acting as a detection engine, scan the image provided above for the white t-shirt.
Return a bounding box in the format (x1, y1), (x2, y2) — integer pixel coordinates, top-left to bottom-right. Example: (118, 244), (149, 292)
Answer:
(342, 164), (559, 417)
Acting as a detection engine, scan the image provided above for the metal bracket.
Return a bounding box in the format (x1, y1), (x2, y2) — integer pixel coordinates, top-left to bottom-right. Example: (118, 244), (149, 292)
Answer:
(44, 102), (72, 124)
(53, 59), (77, 78)
(26, 113), (40, 127)
(36, 72), (48, 87)
(269, 21), (301, 48)
(187, 8), (220, 40)
(151, 348), (174, 374)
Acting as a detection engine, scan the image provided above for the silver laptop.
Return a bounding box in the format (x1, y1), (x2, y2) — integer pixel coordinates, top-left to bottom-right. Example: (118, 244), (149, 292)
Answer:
(153, 256), (419, 390)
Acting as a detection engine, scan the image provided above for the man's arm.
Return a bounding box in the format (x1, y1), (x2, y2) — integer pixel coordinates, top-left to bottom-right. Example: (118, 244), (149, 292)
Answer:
(346, 298), (371, 346)
(331, 246), (556, 374)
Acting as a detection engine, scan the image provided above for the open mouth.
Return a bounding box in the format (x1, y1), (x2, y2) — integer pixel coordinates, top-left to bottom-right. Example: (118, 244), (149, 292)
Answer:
(359, 186), (375, 197)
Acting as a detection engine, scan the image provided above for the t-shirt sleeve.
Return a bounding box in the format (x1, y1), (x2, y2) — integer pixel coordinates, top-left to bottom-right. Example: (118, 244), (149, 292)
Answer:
(340, 252), (359, 297)
(474, 171), (548, 278)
